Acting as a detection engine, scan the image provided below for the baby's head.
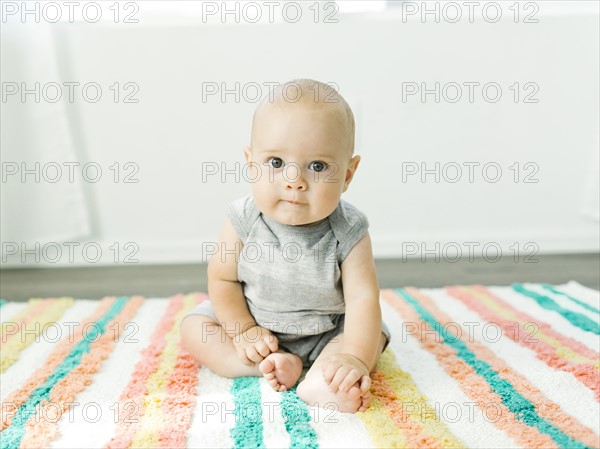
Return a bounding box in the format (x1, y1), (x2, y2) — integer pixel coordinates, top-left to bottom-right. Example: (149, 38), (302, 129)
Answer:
(244, 79), (360, 226)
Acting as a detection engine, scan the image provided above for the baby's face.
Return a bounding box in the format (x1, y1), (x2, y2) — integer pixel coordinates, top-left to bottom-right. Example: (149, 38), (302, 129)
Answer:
(245, 101), (359, 226)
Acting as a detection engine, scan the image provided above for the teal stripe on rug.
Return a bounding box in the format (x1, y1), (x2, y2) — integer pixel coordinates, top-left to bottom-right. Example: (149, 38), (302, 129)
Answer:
(0, 297), (129, 449)
(513, 284), (600, 335)
(230, 377), (263, 449)
(0, 299), (6, 308)
(540, 284), (600, 315)
(281, 384), (318, 449)
(395, 288), (591, 449)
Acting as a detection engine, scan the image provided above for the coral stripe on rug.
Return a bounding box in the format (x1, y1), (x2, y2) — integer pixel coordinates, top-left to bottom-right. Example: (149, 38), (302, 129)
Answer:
(0, 282), (598, 449)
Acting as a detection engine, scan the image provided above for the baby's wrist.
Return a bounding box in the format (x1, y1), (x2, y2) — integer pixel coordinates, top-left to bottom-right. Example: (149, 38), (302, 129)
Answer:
(230, 321), (259, 339)
(339, 353), (369, 372)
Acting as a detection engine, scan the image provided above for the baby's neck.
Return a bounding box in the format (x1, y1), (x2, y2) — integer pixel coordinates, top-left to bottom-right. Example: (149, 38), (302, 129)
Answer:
(263, 214), (328, 228)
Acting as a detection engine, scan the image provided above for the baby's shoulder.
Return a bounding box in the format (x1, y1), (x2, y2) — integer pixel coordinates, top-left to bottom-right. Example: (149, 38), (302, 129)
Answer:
(329, 199), (369, 263)
(329, 199), (369, 233)
(226, 194), (260, 241)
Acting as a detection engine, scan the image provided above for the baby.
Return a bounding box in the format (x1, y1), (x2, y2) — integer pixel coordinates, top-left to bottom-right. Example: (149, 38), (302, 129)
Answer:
(181, 79), (391, 413)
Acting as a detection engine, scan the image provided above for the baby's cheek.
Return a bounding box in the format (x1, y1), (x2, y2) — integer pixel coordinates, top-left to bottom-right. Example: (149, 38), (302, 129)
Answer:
(254, 173), (274, 192)
(251, 185), (270, 208)
(314, 189), (343, 217)
(320, 180), (344, 200)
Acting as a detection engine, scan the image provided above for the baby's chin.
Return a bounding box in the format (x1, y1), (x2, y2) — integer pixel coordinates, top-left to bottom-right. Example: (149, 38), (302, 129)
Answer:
(269, 214), (312, 226)
(253, 195), (335, 226)
(264, 208), (326, 227)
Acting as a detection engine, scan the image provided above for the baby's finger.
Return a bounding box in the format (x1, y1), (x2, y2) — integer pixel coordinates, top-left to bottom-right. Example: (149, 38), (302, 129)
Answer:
(236, 347), (254, 366)
(246, 346), (258, 363)
(338, 370), (362, 393)
(322, 363), (339, 384)
(254, 340), (271, 358)
(263, 335), (278, 353)
(359, 375), (372, 394)
(329, 366), (351, 392)
(246, 347), (264, 364)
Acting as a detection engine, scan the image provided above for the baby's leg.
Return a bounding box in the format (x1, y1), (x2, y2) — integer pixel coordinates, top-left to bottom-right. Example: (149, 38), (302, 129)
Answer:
(181, 315), (303, 389)
(180, 314), (262, 378)
(296, 331), (387, 414)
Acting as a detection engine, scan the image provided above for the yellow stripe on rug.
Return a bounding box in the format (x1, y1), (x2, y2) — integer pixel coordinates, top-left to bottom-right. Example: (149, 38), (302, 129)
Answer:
(129, 293), (200, 448)
(462, 286), (599, 368)
(0, 298), (73, 372)
(362, 349), (465, 448)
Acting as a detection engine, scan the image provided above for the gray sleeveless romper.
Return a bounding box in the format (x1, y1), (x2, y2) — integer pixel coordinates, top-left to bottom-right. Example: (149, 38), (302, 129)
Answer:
(185, 194), (391, 367)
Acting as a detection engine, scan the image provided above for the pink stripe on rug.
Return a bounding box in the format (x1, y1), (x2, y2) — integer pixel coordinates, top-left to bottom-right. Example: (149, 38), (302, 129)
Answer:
(18, 296), (145, 449)
(105, 294), (203, 449)
(447, 285), (600, 401)
(381, 289), (559, 449)
(407, 287), (600, 449)
(370, 369), (442, 448)
(1, 297), (116, 431)
(156, 293), (208, 448)
(1, 300), (54, 345)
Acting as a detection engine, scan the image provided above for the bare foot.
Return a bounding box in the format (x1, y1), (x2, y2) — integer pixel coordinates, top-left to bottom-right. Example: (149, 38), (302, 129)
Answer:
(297, 374), (372, 414)
(258, 352), (303, 392)
(356, 387), (371, 413)
(356, 376), (372, 413)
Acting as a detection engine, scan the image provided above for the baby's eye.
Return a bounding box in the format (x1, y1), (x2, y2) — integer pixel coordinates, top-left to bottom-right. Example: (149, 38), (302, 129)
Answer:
(309, 161), (327, 172)
(267, 157), (284, 169)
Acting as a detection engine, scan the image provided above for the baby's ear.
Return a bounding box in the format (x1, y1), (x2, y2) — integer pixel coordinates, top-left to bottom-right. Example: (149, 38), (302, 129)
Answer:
(244, 146), (253, 163)
(344, 155), (361, 185)
(349, 155), (361, 173)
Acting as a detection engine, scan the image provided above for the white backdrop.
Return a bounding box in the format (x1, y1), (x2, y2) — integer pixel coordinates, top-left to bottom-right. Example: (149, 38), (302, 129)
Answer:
(1, 22), (91, 248)
(1, 1), (598, 267)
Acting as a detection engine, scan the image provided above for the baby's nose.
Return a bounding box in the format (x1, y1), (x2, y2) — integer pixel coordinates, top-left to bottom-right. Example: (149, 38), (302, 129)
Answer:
(284, 177), (307, 190)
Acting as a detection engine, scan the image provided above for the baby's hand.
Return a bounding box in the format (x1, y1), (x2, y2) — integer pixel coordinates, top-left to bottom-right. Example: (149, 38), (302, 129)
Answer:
(322, 353), (371, 394)
(232, 325), (278, 365)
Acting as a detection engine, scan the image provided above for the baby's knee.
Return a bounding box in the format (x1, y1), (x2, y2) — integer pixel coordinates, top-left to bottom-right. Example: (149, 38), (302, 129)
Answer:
(179, 315), (214, 359)
(180, 329), (198, 364)
(180, 315), (198, 343)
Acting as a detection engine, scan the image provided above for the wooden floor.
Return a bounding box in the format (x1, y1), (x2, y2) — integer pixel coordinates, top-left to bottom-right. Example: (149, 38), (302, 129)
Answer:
(1, 253), (598, 302)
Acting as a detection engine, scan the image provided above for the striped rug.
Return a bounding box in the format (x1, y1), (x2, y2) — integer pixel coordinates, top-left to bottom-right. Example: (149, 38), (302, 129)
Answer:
(1, 281), (598, 448)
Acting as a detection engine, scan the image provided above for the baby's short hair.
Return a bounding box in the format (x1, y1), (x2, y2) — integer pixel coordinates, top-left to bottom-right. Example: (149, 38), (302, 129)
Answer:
(251, 79), (355, 156)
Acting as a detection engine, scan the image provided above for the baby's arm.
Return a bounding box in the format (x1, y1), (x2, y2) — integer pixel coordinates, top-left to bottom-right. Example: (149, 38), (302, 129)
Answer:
(208, 218), (278, 364)
(322, 232), (382, 392)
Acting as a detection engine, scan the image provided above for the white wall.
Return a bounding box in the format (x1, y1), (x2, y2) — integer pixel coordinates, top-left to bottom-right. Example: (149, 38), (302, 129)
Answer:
(2, 2), (599, 267)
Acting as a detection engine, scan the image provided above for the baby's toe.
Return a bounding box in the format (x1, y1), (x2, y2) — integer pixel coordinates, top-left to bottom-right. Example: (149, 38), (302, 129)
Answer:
(267, 377), (280, 390)
(347, 385), (362, 401)
(259, 356), (275, 375)
(357, 391), (372, 412)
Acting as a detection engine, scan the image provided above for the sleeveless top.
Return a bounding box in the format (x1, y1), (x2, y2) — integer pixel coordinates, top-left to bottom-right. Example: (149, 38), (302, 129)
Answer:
(226, 194), (369, 340)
